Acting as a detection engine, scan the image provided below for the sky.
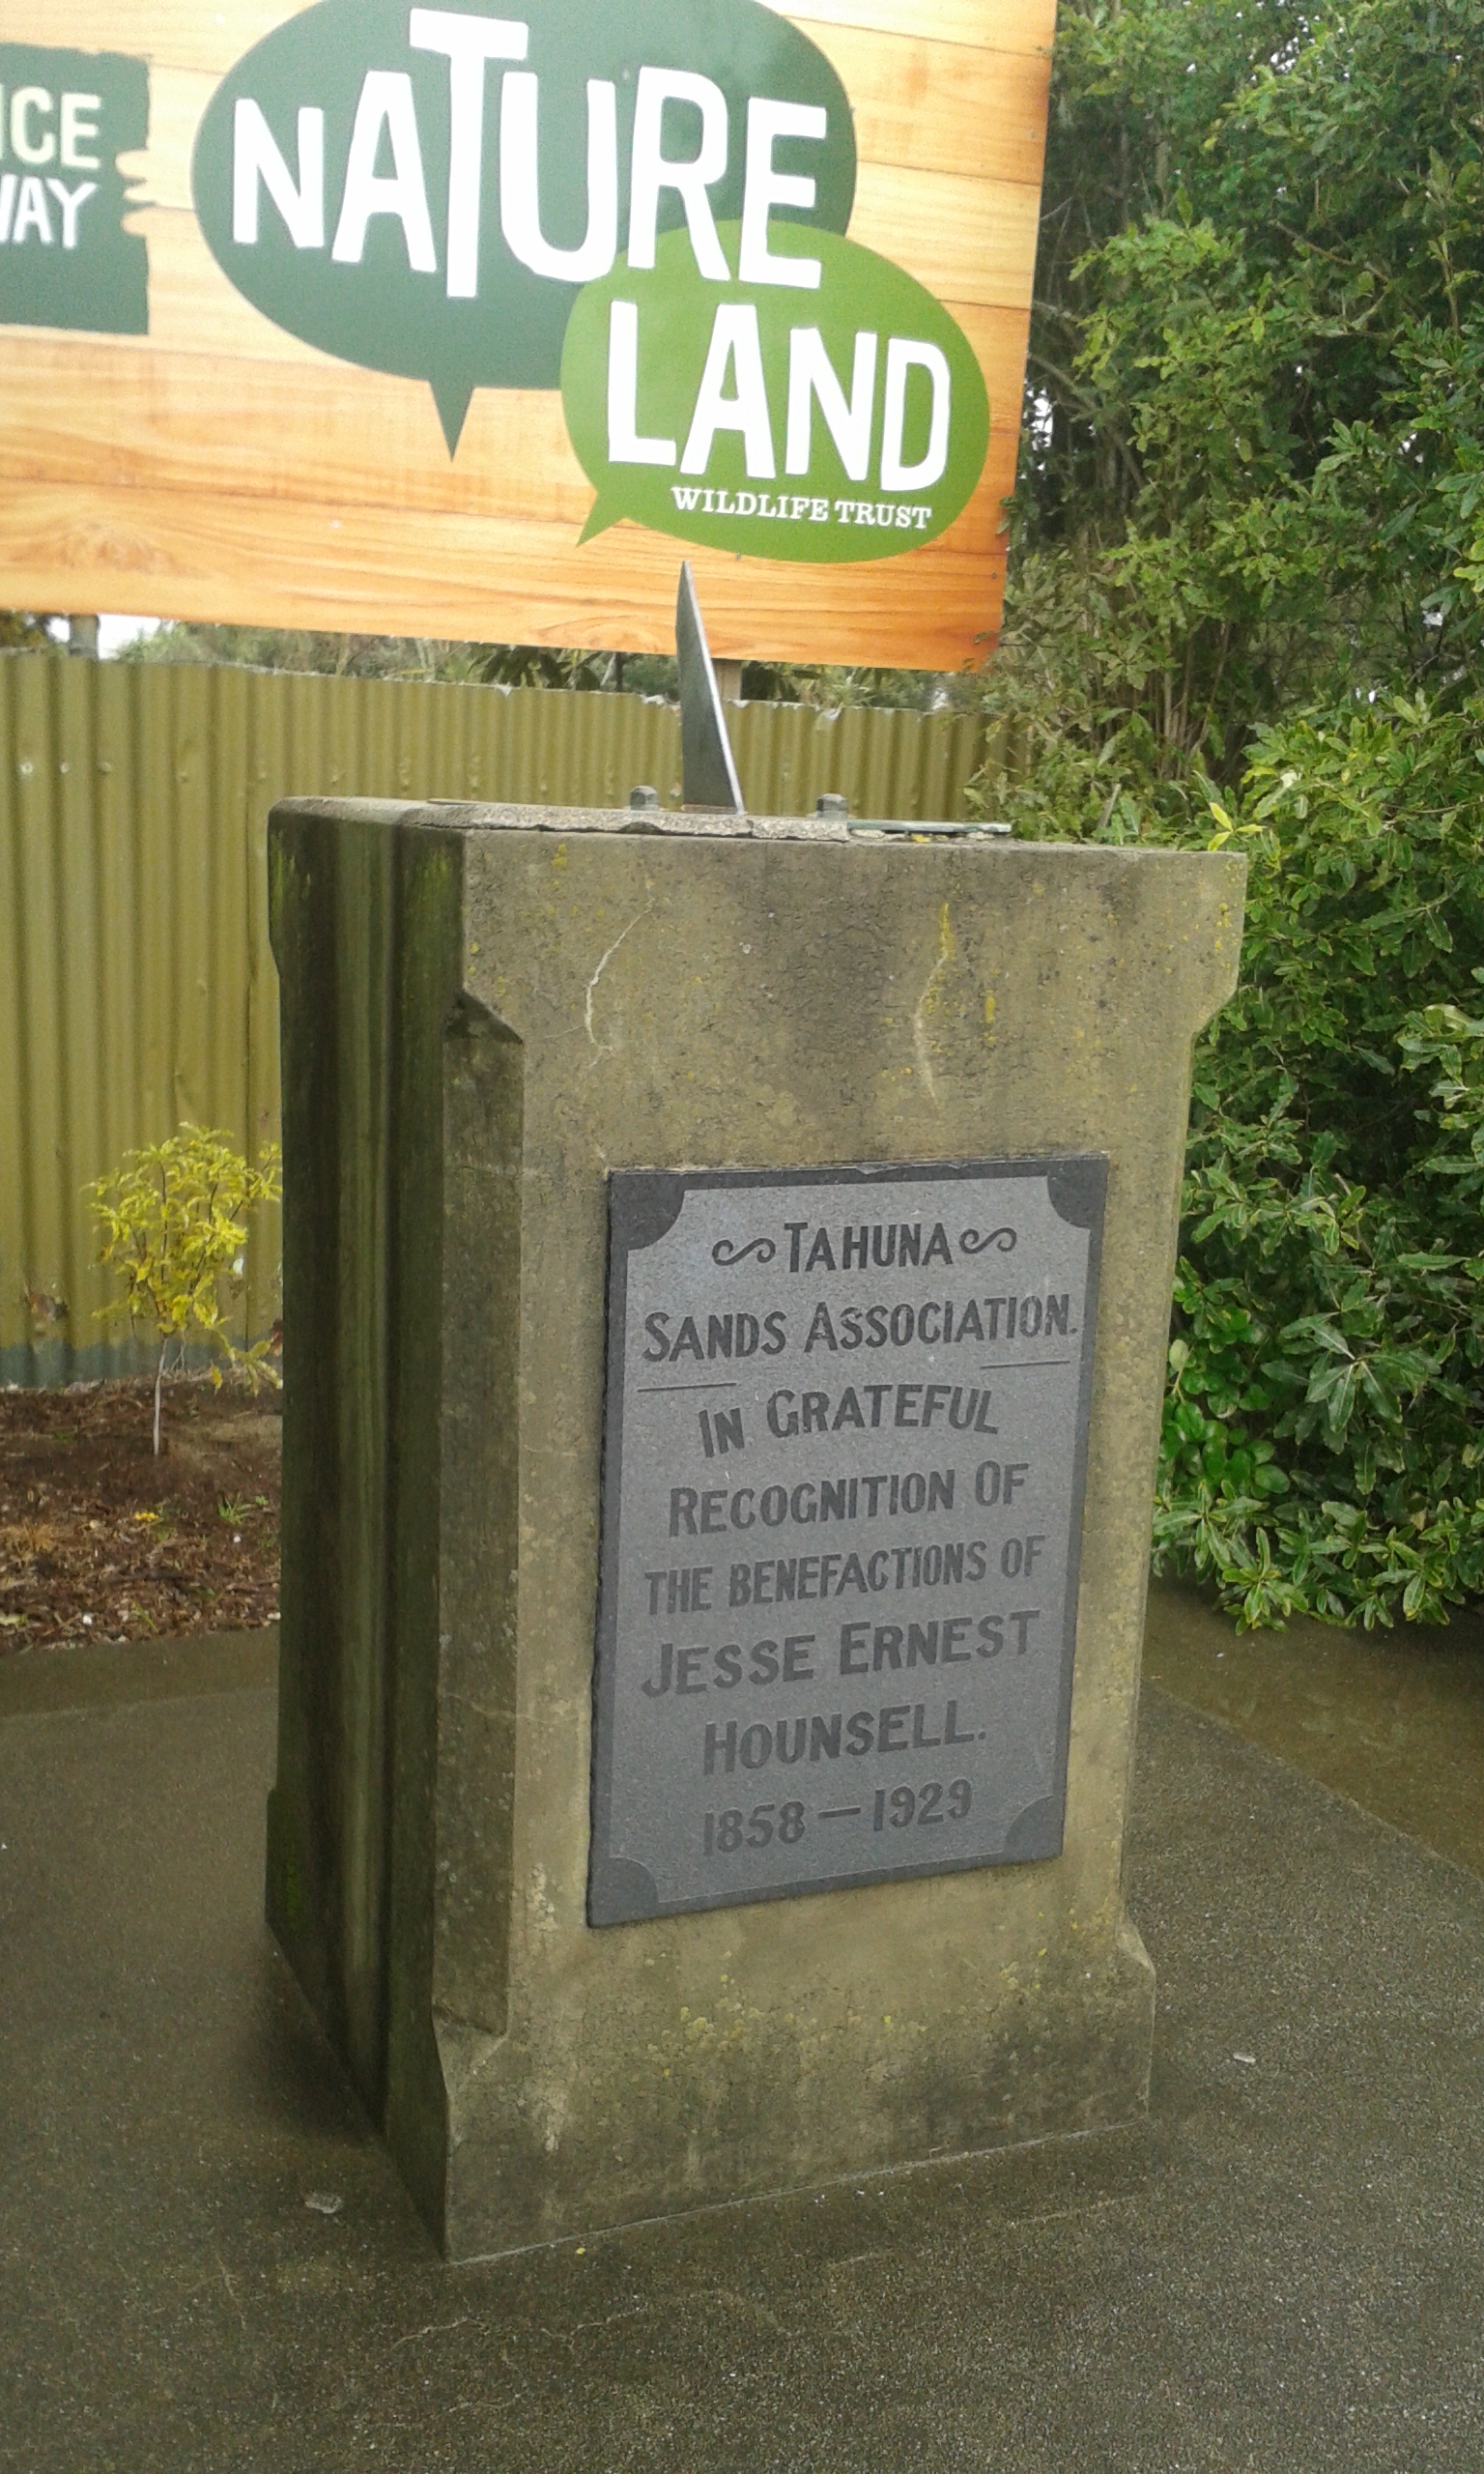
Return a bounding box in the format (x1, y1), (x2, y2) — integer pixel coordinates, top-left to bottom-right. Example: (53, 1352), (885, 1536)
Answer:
(98, 617), (160, 654)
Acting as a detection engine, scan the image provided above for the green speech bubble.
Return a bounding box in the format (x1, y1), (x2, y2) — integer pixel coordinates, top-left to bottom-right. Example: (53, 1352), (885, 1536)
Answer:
(192, 0), (855, 453)
(561, 221), (989, 563)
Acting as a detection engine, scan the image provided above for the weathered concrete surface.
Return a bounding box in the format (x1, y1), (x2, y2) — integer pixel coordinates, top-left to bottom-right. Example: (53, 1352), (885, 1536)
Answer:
(268, 798), (1245, 2257)
(4, 1649), (1484, 2472)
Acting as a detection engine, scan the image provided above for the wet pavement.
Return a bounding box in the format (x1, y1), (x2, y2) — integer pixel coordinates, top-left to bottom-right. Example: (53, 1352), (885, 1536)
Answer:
(2, 1590), (1482, 2472)
(1145, 1578), (1484, 1876)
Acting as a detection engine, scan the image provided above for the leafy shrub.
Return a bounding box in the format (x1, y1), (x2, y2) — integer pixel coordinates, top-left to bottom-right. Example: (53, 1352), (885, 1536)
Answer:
(963, 0), (1484, 1627)
(1153, 701), (1484, 1625)
(86, 1125), (282, 1455)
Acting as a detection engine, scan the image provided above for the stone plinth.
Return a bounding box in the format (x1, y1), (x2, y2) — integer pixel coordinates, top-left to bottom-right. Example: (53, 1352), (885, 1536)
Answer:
(267, 796), (1243, 2260)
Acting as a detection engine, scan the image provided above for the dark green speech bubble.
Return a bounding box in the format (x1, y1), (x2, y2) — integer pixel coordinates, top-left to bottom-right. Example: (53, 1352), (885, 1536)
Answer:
(560, 222), (990, 563)
(192, 0), (855, 452)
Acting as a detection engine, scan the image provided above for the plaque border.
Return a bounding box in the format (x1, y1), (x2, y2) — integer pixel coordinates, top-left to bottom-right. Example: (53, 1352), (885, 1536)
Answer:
(588, 1157), (1107, 1927)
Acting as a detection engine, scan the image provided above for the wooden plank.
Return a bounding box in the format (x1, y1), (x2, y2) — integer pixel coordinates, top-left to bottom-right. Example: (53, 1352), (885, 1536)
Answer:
(124, 205), (348, 366)
(134, 39), (1051, 213)
(0, 345), (586, 518)
(0, 479), (1005, 668)
(785, 0), (1055, 54)
(956, 300), (1035, 408)
(849, 163), (1042, 307)
(0, 385), (1016, 570)
(0, 329), (1022, 517)
(797, 22), (1051, 186)
(0, 3), (1056, 78)
(0, 3), (308, 76)
(9, 226), (1031, 413)
(113, 162), (1040, 384)
(118, 69), (213, 216)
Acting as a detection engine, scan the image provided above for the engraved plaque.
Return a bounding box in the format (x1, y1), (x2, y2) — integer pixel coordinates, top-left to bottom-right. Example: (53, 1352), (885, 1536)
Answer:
(588, 1160), (1105, 1925)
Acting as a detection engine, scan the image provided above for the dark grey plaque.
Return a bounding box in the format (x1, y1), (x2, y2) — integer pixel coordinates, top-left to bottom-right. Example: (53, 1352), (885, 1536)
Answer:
(588, 1159), (1105, 1926)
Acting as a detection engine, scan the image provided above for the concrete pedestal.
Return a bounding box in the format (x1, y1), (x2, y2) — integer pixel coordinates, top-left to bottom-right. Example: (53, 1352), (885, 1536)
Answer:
(267, 796), (1243, 2259)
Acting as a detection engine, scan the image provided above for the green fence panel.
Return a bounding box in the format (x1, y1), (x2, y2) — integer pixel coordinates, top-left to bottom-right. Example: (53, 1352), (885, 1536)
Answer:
(0, 653), (992, 1380)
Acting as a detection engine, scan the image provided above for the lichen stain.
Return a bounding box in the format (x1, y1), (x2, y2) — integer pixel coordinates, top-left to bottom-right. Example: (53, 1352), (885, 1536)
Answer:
(912, 903), (956, 1103)
(585, 906), (652, 1063)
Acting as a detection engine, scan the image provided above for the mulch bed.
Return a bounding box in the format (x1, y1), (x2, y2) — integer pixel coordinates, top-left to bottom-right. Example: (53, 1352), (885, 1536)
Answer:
(0, 1377), (280, 1651)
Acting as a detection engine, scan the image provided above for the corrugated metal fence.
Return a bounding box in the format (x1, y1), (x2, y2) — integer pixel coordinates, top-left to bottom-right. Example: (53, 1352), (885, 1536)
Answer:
(0, 651), (1002, 1382)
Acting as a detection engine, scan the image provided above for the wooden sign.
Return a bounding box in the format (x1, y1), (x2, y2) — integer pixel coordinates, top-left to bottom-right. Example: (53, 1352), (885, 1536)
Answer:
(0, 2), (1053, 669)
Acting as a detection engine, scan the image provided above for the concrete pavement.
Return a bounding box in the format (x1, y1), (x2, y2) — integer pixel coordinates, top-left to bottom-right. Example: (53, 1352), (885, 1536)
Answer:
(2, 1596), (1482, 2471)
